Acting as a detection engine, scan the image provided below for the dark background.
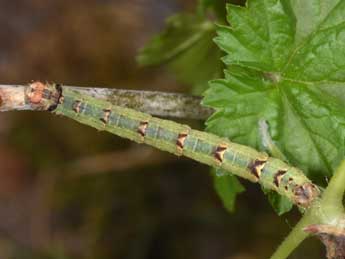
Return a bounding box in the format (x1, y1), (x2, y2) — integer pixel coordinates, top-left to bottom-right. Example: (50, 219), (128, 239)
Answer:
(0, 1), (322, 258)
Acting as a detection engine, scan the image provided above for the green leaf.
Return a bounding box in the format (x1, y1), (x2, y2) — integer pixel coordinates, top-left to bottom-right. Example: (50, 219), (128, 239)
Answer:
(137, 12), (223, 93)
(203, 0), (345, 183)
(213, 169), (245, 212)
(137, 14), (214, 66)
(169, 30), (223, 94)
(263, 188), (293, 215)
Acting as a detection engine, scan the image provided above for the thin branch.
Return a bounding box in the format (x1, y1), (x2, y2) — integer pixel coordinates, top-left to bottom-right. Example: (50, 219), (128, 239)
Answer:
(71, 86), (213, 119)
(0, 84), (213, 119)
(0, 85), (31, 111)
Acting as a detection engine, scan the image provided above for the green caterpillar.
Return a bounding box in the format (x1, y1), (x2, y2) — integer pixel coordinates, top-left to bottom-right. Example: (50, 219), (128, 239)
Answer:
(27, 82), (320, 208)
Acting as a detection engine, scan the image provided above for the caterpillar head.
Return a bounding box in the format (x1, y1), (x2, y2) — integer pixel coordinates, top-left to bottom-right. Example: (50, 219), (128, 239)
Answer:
(293, 183), (320, 208)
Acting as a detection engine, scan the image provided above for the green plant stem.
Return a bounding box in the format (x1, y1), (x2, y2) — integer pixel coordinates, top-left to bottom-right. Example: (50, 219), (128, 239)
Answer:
(319, 159), (345, 219)
(270, 211), (317, 259)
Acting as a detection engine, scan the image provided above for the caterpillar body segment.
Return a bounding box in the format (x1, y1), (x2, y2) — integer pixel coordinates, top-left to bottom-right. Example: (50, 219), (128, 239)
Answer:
(143, 117), (191, 156)
(259, 158), (319, 207)
(29, 82), (320, 208)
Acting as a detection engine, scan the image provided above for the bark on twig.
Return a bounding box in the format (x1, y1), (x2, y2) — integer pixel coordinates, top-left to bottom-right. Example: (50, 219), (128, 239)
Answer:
(71, 86), (213, 119)
(0, 84), (214, 119)
(0, 85), (31, 111)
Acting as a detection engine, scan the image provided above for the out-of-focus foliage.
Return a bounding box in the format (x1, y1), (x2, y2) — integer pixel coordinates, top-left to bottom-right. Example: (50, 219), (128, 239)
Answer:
(197, 0), (227, 18)
(137, 0), (228, 93)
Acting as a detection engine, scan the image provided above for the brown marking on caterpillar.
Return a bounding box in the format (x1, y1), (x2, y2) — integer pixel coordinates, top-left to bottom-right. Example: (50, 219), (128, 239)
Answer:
(53, 83), (63, 103)
(58, 95), (64, 104)
(176, 132), (188, 154)
(138, 121), (148, 137)
(47, 83), (63, 111)
(55, 83), (62, 92)
(100, 109), (111, 124)
(52, 83), (64, 105)
(248, 159), (267, 180)
(214, 144), (228, 164)
(293, 183), (320, 207)
(273, 169), (287, 187)
(72, 100), (82, 113)
(28, 81), (46, 104)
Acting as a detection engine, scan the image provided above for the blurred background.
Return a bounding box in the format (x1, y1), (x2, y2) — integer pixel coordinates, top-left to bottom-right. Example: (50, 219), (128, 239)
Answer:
(0, 0), (323, 258)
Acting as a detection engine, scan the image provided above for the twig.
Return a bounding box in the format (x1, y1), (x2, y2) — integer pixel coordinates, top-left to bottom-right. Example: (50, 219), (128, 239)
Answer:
(0, 85), (31, 111)
(0, 84), (213, 119)
(71, 86), (213, 119)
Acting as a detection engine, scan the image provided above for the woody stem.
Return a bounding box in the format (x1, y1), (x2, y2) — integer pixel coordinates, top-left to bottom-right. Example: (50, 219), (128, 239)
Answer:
(0, 84), (213, 119)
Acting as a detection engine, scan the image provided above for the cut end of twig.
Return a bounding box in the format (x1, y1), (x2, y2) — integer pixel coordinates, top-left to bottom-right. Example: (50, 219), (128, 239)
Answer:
(304, 224), (345, 259)
(0, 81), (62, 112)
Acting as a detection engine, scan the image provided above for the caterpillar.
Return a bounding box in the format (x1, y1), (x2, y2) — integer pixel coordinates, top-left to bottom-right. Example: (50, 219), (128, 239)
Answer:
(27, 82), (320, 208)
